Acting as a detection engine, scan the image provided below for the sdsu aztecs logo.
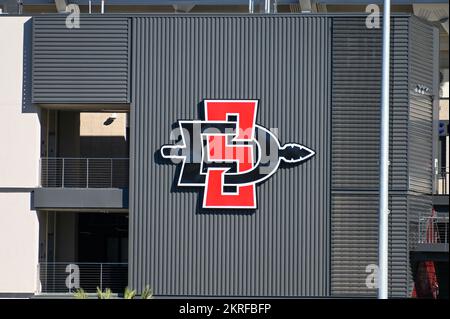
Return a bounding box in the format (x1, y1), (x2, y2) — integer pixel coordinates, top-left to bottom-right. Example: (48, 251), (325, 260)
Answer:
(161, 100), (315, 209)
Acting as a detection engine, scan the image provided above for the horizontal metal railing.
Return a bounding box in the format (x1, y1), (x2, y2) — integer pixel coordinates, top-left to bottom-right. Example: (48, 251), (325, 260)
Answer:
(435, 167), (449, 195)
(418, 215), (449, 245)
(38, 262), (128, 294)
(40, 158), (129, 188)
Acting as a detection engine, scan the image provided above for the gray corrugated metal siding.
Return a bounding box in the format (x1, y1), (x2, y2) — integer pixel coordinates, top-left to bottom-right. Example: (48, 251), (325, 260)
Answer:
(331, 194), (378, 296)
(330, 16), (436, 297)
(389, 195), (410, 297)
(331, 17), (410, 192)
(129, 16), (331, 296)
(32, 16), (130, 104)
(331, 17), (412, 297)
(29, 14), (438, 298)
(408, 17), (435, 194)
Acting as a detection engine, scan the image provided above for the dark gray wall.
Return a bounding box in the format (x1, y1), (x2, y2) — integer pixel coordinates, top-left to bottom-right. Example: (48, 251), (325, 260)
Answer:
(57, 111), (80, 157)
(408, 16), (436, 194)
(33, 188), (128, 209)
(331, 17), (410, 193)
(32, 16), (130, 104)
(406, 18), (437, 277)
(330, 194), (410, 297)
(331, 16), (411, 298)
(55, 213), (78, 262)
(129, 16), (331, 296)
(330, 16), (437, 297)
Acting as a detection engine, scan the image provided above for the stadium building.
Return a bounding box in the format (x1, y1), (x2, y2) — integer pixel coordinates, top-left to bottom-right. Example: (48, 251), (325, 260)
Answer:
(0, 0), (448, 298)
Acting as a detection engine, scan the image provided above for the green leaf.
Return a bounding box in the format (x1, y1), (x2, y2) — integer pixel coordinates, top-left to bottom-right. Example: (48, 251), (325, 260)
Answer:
(73, 288), (88, 299)
(96, 287), (112, 299)
(124, 287), (136, 299)
(141, 285), (153, 299)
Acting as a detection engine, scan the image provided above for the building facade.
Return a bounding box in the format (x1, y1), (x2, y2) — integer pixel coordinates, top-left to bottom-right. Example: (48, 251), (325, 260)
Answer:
(0, 1), (448, 298)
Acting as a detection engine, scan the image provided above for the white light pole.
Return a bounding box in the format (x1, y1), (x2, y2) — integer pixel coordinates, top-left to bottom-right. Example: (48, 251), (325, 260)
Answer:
(265, 0), (271, 13)
(249, 0), (254, 13)
(378, 0), (391, 300)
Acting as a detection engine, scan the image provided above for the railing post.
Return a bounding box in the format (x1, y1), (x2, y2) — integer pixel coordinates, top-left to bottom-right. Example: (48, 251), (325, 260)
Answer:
(111, 159), (113, 188)
(39, 158), (41, 187)
(68, 264), (71, 294)
(446, 219), (448, 244)
(87, 159), (89, 188)
(446, 168), (448, 194)
(100, 263), (103, 291)
(62, 159), (65, 188)
(52, 262), (55, 293)
(36, 263), (40, 294)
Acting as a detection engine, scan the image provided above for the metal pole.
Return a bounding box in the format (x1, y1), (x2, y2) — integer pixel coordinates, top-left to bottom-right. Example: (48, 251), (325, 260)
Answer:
(62, 158), (65, 188)
(68, 264), (71, 293)
(248, 0), (254, 13)
(264, 0), (271, 13)
(111, 159), (113, 188)
(100, 263), (103, 291)
(87, 159), (89, 188)
(378, 0), (390, 300)
(17, 0), (23, 15)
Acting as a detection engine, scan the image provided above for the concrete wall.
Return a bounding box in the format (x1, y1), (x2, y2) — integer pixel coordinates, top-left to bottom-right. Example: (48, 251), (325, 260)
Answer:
(0, 16), (40, 294)
(80, 113), (127, 137)
(0, 193), (39, 294)
(0, 17), (40, 187)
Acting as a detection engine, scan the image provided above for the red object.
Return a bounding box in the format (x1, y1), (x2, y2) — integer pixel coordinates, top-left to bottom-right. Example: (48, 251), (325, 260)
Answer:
(412, 261), (439, 298)
(412, 209), (440, 298)
(203, 100), (257, 209)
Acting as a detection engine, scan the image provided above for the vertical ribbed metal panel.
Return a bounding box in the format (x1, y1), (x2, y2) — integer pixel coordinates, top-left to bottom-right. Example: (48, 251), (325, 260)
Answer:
(331, 17), (412, 297)
(32, 15), (130, 104)
(129, 16), (331, 296)
(408, 17), (435, 194)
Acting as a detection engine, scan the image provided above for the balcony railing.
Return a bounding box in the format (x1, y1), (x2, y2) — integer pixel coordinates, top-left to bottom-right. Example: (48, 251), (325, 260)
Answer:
(418, 214), (449, 245)
(38, 262), (128, 294)
(435, 167), (449, 195)
(40, 158), (129, 188)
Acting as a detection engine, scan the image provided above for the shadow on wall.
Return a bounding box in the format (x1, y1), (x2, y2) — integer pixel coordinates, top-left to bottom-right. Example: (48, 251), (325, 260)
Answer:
(21, 18), (41, 213)
(22, 18), (34, 114)
(30, 190), (35, 210)
(80, 136), (128, 158)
